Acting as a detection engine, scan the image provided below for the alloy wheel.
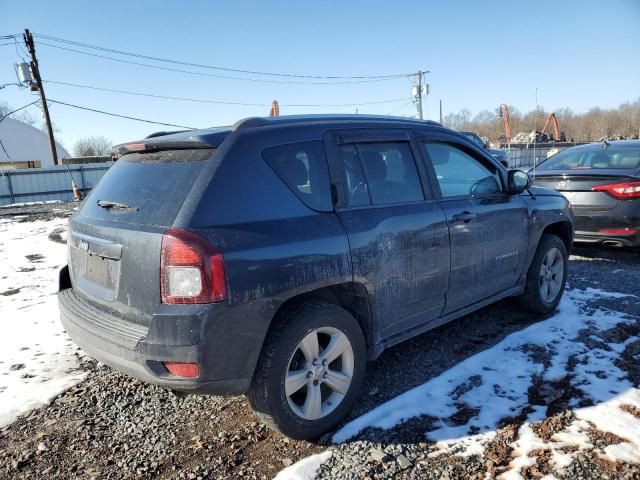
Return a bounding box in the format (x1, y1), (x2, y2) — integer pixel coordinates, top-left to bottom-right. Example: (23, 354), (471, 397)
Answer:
(539, 246), (564, 304)
(285, 327), (354, 421)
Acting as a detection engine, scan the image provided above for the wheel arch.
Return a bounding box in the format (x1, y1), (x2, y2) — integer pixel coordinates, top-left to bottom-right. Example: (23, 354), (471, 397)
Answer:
(269, 282), (374, 354)
(541, 220), (573, 253)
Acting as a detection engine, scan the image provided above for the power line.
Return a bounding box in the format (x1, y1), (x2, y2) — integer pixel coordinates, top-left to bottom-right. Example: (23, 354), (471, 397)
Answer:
(0, 82), (22, 90)
(37, 42), (406, 85)
(44, 80), (410, 107)
(14, 36), (29, 59)
(0, 135), (10, 160)
(387, 100), (414, 116)
(35, 33), (413, 81)
(0, 100), (40, 124)
(47, 98), (196, 129)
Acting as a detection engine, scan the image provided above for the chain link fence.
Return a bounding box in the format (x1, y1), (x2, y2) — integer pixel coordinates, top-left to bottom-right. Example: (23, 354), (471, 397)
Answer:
(504, 142), (589, 169)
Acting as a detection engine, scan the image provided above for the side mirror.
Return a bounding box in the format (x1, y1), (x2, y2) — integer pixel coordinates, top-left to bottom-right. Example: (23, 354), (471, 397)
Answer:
(508, 169), (532, 193)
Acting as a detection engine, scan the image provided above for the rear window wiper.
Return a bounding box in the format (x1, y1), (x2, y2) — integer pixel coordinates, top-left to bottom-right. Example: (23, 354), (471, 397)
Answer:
(97, 199), (137, 211)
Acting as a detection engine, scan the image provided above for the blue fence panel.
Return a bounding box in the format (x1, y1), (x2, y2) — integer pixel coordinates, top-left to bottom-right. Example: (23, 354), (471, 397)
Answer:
(0, 174), (13, 204)
(0, 162), (114, 206)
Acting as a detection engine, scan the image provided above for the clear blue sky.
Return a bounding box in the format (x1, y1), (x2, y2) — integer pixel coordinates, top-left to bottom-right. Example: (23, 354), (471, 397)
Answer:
(1, 0), (639, 151)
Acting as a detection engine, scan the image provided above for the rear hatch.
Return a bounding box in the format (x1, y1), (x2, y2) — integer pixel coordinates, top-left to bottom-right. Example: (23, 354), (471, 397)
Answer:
(69, 146), (215, 327)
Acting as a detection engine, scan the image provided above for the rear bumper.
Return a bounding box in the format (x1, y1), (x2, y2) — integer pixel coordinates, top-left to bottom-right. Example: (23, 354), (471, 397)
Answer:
(572, 203), (639, 247)
(59, 287), (252, 394)
(574, 230), (639, 247)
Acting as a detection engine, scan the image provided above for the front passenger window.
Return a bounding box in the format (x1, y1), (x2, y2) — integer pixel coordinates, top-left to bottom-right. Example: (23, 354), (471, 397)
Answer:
(423, 143), (502, 198)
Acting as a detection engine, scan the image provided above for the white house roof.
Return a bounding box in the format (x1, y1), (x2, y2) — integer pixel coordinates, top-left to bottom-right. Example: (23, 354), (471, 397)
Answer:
(0, 117), (69, 167)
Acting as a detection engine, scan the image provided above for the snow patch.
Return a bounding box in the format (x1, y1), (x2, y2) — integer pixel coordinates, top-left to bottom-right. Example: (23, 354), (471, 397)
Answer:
(575, 389), (640, 450)
(0, 200), (63, 209)
(0, 218), (85, 427)
(274, 451), (332, 480)
(604, 442), (640, 464)
(333, 286), (640, 474)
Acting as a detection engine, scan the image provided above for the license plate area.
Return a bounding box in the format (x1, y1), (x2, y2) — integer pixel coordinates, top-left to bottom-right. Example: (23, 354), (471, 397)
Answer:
(559, 191), (616, 210)
(85, 253), (118, 288)
(70, 233), (122, 302)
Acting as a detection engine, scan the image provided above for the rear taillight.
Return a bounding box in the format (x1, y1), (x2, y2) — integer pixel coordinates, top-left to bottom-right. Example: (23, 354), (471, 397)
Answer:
(160, 228), (226, 304)
(592, 181), (640, 199)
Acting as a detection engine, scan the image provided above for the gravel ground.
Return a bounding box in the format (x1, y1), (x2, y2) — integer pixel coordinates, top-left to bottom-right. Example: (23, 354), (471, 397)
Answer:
(0, 204), (638, 479)
(0, 201), (76, 222)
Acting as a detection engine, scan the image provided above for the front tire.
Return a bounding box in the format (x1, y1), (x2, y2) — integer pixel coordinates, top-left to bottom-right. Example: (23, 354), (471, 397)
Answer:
(519, 234), (568, 314)
(248, 302), (366, 440)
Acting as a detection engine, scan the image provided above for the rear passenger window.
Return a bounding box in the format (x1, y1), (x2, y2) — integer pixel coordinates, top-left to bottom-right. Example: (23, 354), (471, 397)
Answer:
(263, 141), (332, 211)
(357, 142), (423, 205)
(340, 145), (370, 207)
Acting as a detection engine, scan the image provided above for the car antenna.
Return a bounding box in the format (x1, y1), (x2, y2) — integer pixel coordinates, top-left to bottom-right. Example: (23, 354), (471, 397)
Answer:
(602, 140), (610, 149)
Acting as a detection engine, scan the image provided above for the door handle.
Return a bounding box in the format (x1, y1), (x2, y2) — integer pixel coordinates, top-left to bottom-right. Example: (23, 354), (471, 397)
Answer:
(451, 211), (477, 223)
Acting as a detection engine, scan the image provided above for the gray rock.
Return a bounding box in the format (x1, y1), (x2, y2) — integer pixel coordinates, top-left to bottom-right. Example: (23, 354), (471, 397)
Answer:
(369, 448), (390, 463)
(397, 454), (413, 470)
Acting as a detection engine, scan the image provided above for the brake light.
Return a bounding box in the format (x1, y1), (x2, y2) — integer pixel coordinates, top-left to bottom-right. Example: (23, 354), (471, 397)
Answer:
(124, 142), (146, 151)
(592, 181), (640, 199)
(160, 228), (227, 304)
(113, 142), (146, 157)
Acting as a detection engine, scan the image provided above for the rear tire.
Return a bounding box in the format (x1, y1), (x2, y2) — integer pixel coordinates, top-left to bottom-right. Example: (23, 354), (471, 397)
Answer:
(248, 302), (366, 440)
(519, 234), (568, 314)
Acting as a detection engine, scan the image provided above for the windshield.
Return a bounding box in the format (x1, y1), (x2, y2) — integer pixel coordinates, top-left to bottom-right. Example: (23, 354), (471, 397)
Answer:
(461, 132), (486, 149)
(538, 145), (640, 171)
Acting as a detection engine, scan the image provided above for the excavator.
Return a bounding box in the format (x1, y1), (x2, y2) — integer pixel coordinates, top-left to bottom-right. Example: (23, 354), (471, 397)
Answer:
(540, 112), (566, 141)
(498, 104), (511, 145)
(500, 106), (567, 144)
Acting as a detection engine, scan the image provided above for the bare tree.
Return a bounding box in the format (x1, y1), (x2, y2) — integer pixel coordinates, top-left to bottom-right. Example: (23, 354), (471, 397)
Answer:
(73, 136), (113, 157)
(443, 108), (472, 130)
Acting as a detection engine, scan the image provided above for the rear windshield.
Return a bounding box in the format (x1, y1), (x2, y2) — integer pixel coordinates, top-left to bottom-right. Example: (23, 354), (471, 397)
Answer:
(538, 146), (640, 171)
(79, 149), (212, 226)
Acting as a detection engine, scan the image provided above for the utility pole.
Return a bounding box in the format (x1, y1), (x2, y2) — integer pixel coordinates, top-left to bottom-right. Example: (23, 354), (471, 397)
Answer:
(439, 100), (443, 124)
(410, 71), (425, 120)
(533, 87), (538, 177)
(412, 70), (430, 120)
(416, 71), (423, 120)
(23, 29), (58, 165)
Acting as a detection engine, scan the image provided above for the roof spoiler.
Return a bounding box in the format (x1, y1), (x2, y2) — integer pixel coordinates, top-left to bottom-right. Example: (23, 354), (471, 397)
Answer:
(145, 130), (189, 139)
(112, 139), (211, 157)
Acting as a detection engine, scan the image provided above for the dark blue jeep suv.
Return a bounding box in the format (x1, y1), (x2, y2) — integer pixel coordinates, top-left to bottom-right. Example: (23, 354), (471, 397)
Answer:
(59, 115), (573, 439)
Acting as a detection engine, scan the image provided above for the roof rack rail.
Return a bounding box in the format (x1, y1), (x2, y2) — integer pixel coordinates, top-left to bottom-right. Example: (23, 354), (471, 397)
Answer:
(231, 115), (441, 131)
